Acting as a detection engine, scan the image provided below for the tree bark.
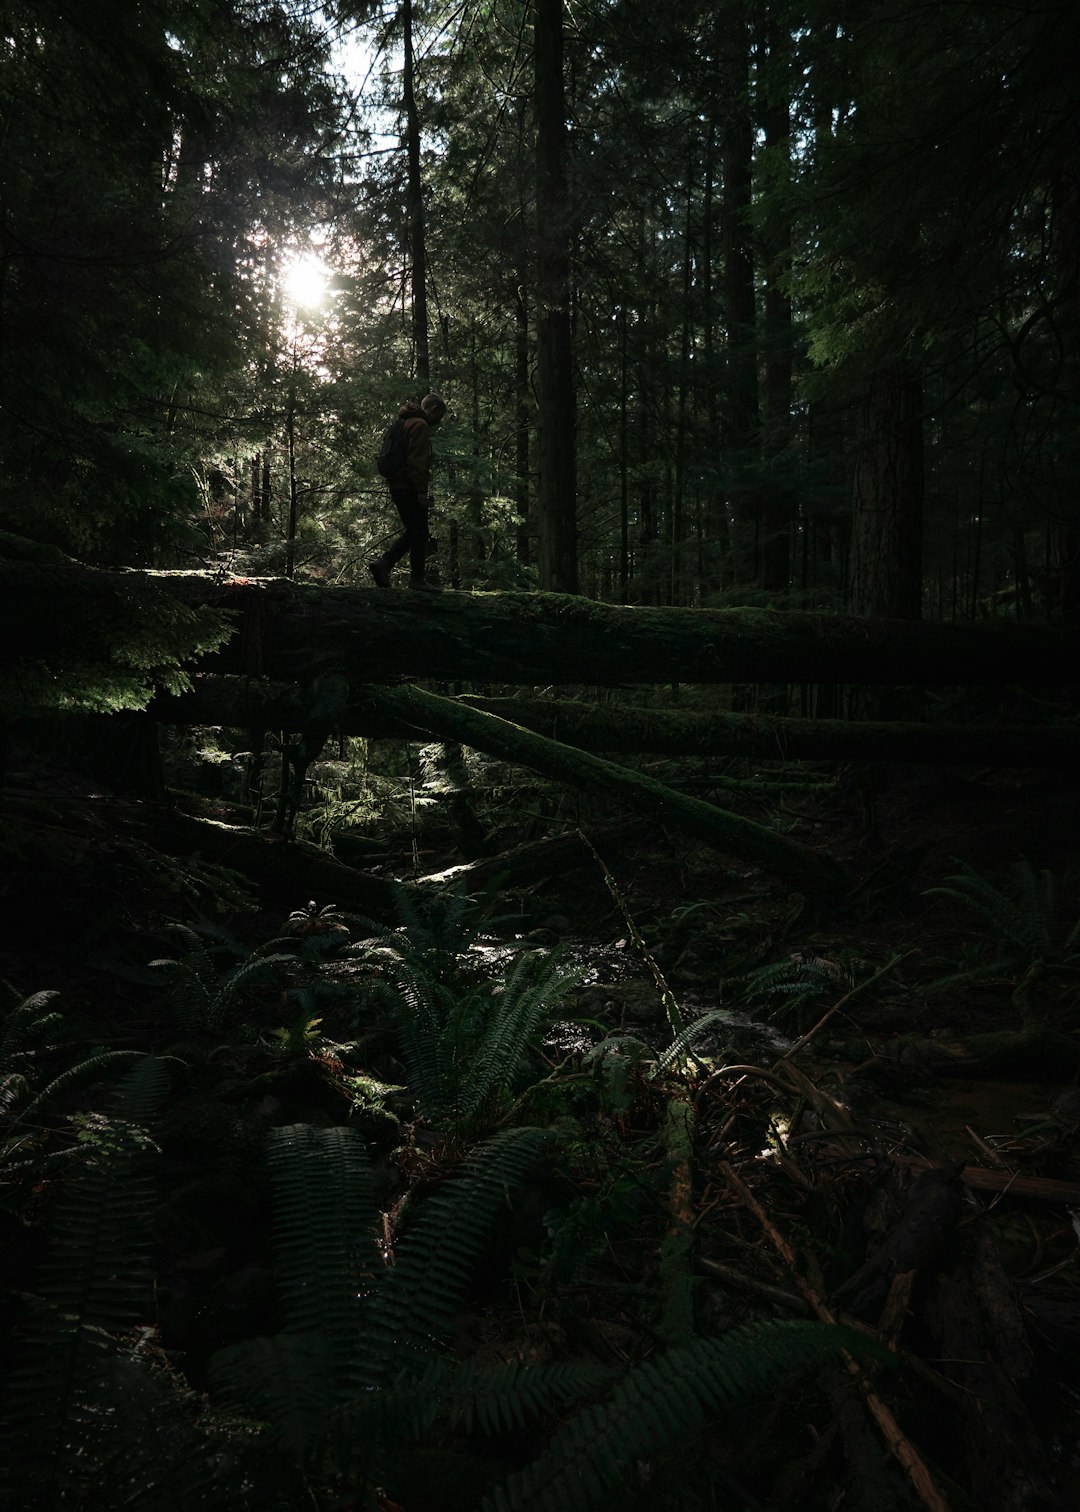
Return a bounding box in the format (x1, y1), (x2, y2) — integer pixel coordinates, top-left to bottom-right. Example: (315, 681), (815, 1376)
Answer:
(156, 679), (1080, 769)
(346, 682), (849, 899)
(417, 818), (649, 890)
(720, 2), (759, 581)
(850, 365), (924, 620)
(760, 18), (794, 596)
(402, 0), (429, 389)
(127, 804), (404, 915)
(5, 562), (1079, 693)
(534, 0), (577, 592)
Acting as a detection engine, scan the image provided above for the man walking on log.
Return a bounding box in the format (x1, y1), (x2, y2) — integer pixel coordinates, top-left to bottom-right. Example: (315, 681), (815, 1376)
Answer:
(368, 393), (447, 592)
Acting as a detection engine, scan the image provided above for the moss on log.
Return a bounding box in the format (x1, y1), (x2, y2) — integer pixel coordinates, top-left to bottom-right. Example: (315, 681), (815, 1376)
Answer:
(5, 562), (1080, 695)
(155, 677), (1079, 769)
(354, 683), (849, 900)
(148, 808), (405, 916)
(416, 819), (649, 890)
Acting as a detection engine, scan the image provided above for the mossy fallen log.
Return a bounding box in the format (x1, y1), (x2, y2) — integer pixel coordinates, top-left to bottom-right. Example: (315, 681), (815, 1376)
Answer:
(352, 683), (849, 901)
(416, 819), (649, 890)
(156, 677), (1080, 768)
(5, 561), (1080, 698)
(148, 808), (406, 916)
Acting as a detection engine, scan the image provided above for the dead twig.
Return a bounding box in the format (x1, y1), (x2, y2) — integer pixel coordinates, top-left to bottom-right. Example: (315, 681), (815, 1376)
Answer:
(696, 1256), (807, 1313)
(779, 950), (914, 1063)
(893, 1155), (1080, 1206)
(720, 1160), (954, 1512)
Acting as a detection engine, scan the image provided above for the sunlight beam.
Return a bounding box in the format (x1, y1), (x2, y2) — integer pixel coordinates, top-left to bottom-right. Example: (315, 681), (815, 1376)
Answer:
(282, 252), (331, 309)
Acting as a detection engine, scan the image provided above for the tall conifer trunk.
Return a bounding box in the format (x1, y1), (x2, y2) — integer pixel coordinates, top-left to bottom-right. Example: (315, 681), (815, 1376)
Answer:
(515, 275), (531, 566)
(850, 365), (924, 620)
(403, 0), (429, 388)
(508, 99), (532, 567)
(760, 21), (793, 596)
(534, 0), (577, 593)
(720, 3), (758, 583)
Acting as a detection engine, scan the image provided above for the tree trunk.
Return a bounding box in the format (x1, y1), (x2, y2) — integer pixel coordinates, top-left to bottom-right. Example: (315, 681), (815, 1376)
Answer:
(6, 562), (1079, 693)
(129, 804), (404, 915)
(534, 0), (577, 592)
(760, 19), (794, 597)
(850, 365), (924, 620)
(721, 2), (759, 580)
(418, 818), (649, 890)
(402, 0), (429, 388)
(515, 271), (531, 567)
(351, 682), (849, 899)
(156, 679), (1080, 769)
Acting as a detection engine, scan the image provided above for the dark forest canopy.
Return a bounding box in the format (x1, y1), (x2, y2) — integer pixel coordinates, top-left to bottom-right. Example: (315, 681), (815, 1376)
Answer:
(1, 0), (1077, 638)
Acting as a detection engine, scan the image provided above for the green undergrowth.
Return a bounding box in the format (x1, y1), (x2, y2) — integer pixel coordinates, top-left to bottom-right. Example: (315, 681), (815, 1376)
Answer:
(0, 879), (889, 1510)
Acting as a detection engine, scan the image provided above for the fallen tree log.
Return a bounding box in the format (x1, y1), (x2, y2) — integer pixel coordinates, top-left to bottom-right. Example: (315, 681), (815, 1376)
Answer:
(155, 677), (1080, 768)
(416, 818), (650, 890)
(146, 807), (405, 916)
(350, 683), (849, 900)
(5, 561), (1080, 694)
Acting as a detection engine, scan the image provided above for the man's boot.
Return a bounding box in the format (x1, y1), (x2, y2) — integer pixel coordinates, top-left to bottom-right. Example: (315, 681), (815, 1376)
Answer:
(408, 576), (442, 593)
(368, 558), (391, 588)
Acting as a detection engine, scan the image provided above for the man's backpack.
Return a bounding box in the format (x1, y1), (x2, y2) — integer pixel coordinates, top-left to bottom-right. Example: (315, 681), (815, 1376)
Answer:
(376, 417), (407, 478)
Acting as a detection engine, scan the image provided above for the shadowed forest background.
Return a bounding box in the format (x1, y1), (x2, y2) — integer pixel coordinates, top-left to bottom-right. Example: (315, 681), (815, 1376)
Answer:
(1, 2), (1079, 1510)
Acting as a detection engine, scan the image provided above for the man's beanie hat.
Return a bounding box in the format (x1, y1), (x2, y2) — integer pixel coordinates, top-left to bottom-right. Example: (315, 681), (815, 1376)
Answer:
(421, 393), (447, 417)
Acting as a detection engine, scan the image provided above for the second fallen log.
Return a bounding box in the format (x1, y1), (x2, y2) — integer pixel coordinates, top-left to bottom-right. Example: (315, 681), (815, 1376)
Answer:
(354, 682), (849, 901)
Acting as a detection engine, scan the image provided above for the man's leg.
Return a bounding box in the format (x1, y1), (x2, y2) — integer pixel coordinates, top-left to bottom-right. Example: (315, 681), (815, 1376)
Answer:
(393, 489), (439, 590)
(406, 496), (429, 580)
(369, 489), (419, 585)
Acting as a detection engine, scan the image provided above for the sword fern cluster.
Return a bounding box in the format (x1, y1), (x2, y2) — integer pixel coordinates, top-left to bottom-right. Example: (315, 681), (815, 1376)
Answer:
(360, 887), (584, 1129)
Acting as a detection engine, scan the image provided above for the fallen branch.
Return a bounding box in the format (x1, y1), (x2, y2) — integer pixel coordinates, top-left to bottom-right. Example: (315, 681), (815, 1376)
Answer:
(720, 1160), (954, 1512)
(893, 1157), (1080, 1207)
(416, 818), (649, 890)
(779, 951), (915, 1062)
(155, 678), (1080, 767)
(354, 683), (849, 902)
(659, 1098), (697, 1345)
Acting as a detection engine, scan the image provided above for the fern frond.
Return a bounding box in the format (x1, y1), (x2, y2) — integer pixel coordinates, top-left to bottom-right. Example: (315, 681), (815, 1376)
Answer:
(444, 1359), (615, 1436)
(927, 858), (1062, 965)
(0, 1070), (29, 1113)
(362, 1126), (553, 1378)
(209, 952), (294, 1030)
(209, 1332), (337, 1462)
(456, 952), (582, 1123)
(1014, 860), (1054, 956)
(482, 1321), (881, 1512)
(927, 865), (1025, 942)
(112, 1052), (175, 1125)
(390, 970), (473, 1117)
(3, 1111), (160, 1502)
(582, 1034), (652, 1066)
(15, 1048), (147, 1127)
(0, 988), (62, 1065)
(82, 1345), (231, 1511)
(652, 1011), (733, 1076)
(267, 1124), (375, 1369)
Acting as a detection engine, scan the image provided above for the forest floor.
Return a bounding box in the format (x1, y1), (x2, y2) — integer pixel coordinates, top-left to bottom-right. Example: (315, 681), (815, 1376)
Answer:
(1, 749), (1078, 1512)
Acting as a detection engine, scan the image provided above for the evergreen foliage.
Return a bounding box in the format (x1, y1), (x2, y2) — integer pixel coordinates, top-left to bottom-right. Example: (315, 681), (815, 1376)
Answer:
(361, 888), (582, 1127)
(926, 859), (1080, 991)
(1, 1056), (173, 1506)
(0, 0), (1073, 615)
(482, 1320), (882, 1512)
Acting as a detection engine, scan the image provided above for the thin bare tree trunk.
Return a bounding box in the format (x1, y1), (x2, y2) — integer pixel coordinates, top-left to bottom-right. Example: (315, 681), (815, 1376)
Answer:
(850, 365), (924, 620)
(403, 0), (429, 388)
(534, 0), (577, 592)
